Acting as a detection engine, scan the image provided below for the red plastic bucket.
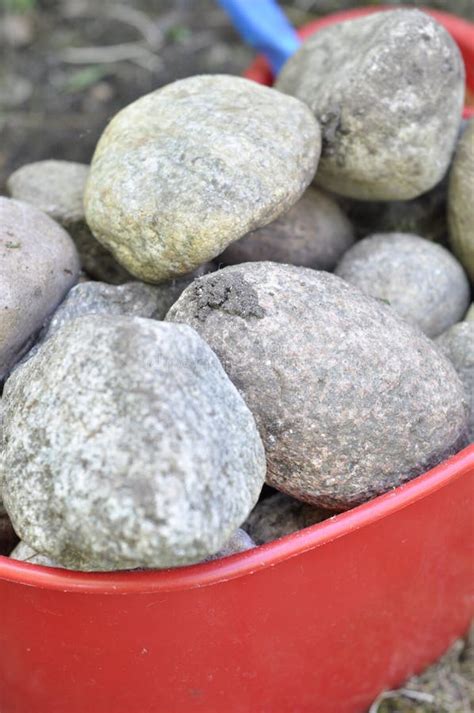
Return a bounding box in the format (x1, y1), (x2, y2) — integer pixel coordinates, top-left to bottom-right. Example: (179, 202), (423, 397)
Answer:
(1, 8), (474, 713)
(244, 6), (474, 119)
(0, 446), (473, 713)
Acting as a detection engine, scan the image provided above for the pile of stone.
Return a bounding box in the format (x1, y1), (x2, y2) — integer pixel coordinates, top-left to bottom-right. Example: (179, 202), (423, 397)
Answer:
(0, 10), (471, 571)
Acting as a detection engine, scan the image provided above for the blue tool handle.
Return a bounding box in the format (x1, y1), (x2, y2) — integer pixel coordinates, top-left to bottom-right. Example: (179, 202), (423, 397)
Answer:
(217, 0), (300, 74)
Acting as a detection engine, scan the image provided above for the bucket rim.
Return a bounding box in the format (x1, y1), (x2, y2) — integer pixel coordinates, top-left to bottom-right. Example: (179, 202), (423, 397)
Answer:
(1, 445), (472, 594)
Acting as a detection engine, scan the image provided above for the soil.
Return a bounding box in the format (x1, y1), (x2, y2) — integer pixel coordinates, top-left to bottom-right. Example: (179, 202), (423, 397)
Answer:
(0, 1), (472, 710)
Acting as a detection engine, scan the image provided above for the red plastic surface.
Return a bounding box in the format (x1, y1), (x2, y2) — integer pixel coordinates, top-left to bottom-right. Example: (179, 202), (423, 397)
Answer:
(0, 445), (473, 713)
(244, 6), (474, 119)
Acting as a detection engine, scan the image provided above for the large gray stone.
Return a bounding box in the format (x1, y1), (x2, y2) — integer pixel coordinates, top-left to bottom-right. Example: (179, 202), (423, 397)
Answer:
(243, 492), (330, 545)
(0, 197), (80, 380)
(219, 187), (354, 271)
(276, 10), (465, 200)
(167, 263), (468, 510)
(1, 316), (266, 571)
(436, 322), (474, 442)
(84, 75), (321, 283)
(335, 233), (470, 337)
(448, 119), (474, 282)
(6, 160), (133, 284)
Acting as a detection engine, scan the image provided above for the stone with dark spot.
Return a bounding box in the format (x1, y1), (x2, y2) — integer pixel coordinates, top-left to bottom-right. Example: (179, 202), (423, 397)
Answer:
(276, 10), (465, 200)
(436, 322), (474, 442)
(219, 187), (354, 271)
(191, 271), (265, 322)
(448, 119), (474, 282)
(6, 160), (133, 284)
(243, 492), (330, 545)
(335, 233), (470, 337)
(1, 316), (266, 570)
(0, 197), (80, 380)
(167, 262), (468, 510)
(84, 75), (321, 283)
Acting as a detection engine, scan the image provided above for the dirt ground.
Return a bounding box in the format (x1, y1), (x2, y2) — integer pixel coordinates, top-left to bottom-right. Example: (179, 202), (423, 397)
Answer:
(0, 1), (473, 710)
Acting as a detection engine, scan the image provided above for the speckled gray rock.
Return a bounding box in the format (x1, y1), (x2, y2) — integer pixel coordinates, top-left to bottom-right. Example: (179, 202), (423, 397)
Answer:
(6, 160), (133, 284)
(276, 10), (465, 200)
(36, 265), (213, 348)
(10, 541), (62, 568)
(335, 233), (470, 338)
(167, 262), (468, 510)
(1, 316), (266, 570)
(448, 120), (474, 282)
(219, 187), (354, 271)
(84, 75), (321, 283)
(0, 197), (80, 380)
(205, 529), (255, 561)
(243, 493), (330, 545)
(436, 322), (474, 442)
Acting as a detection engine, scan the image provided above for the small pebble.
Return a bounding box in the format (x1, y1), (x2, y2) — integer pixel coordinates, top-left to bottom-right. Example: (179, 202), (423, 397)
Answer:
(436, 322), (474, 442)
(84, 75), (321, 283)
(335, 233), (470, 337)
(448, 119), (474, 282)
(7, 160), (133, 284)
(204, 529), (255, 561)
(1, 315), (265, 570)
(276, 10), (464, 200)
(243, 493), (330, 545)
(0, 197), (79, 380)
(10, 541), (62, 568)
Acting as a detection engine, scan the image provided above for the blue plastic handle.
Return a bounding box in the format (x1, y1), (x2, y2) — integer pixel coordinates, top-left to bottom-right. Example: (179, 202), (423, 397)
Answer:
(217, 0), (300, 74)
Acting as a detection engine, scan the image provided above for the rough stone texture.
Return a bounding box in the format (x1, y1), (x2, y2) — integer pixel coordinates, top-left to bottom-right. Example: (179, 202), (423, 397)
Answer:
(335, 233), (470, 338)
(1, 316), (266, 571)
(84, 75), (321, 283)
(218, 187), (354, 271)
(10, 541), (62, 568)
(28, 264), (213, 355)
(0, 197), (80, 380)
(276, 10), (465, 200)
(167, 263), (468, 510)
(436, 322), (474, 442)
(205, 529), (255, 561)
(6, 160), (133, 284)
(448, 119), (474, 282)
(243, 493), (330, 545)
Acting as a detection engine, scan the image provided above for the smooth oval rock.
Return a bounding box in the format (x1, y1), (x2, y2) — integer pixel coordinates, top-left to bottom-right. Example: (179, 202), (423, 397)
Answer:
(335, 233), (470, 337)
(219, 187), (354, 271)
(1, 316), (266, 570)
(0, 197), (80, 380)
(436, 322), (474, 442)
(276, 10), (465, 200)
(84, 75), (321, 283)
(6, 160), (133, 284)
(243, 492), (330, 545)
(448, 119), (474, 282)
(167, 263), (468, 510)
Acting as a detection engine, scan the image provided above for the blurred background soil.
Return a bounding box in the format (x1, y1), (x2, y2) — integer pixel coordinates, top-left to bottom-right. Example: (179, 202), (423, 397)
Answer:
(0, 1), (473, 710)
